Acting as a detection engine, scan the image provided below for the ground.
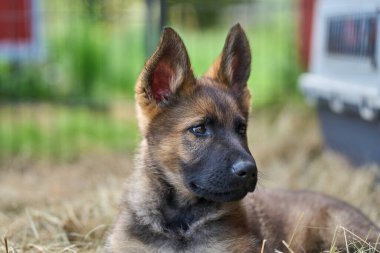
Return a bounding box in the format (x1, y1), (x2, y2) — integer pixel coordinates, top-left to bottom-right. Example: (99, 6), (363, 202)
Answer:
(0, 104), (379, 253)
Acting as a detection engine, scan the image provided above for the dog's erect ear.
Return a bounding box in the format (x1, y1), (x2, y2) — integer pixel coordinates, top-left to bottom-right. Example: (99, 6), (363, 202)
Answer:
(137, 27), (195, 104)
(205, 24), (251, 117)
(206, 24), (251, 93)
(136, 27), (195, 134)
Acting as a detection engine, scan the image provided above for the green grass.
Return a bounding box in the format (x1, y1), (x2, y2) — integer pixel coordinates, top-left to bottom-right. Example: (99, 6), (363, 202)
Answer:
(44, 20), (144, 102)
(166, 4), (301, 107)
(48, 19), (145, 101)
(0, 104), (139, 160)
(0, 1), (146, 102)
(0, 1), (302, 160)
(0, 21), (300, 159)
(0, 1), (300, 106)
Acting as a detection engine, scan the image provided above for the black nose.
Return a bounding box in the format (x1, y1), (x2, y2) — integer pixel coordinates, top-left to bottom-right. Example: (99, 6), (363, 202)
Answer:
(231, 160), (257, 179)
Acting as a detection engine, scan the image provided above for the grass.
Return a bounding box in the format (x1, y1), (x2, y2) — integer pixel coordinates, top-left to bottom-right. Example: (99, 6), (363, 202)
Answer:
(0, 103), (139, 161)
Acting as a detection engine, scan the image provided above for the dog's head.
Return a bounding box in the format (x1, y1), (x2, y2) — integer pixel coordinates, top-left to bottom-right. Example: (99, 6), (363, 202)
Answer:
(135, 24), (257, 202)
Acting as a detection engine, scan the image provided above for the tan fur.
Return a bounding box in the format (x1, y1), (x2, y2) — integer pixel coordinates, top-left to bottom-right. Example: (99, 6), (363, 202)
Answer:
(107, 25), (380, 253)
(205, 56), (222, 81)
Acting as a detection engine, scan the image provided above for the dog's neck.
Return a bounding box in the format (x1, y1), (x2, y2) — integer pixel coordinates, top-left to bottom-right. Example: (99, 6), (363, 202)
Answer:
(161, 185), (220, 233)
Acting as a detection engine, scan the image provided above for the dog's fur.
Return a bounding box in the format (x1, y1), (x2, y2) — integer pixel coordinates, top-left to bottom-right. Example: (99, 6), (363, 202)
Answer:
(107, 24), (380, 253)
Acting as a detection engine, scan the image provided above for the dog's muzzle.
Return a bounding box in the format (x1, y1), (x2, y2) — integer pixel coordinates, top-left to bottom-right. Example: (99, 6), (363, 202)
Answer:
(188, 160), (257, 202)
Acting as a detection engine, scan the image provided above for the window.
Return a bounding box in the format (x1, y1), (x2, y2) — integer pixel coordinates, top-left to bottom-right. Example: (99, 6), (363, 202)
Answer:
(327, 14), (377, 59)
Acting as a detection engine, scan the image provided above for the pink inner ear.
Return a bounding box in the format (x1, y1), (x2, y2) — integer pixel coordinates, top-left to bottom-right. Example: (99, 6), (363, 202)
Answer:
(152, 60), (175, 102)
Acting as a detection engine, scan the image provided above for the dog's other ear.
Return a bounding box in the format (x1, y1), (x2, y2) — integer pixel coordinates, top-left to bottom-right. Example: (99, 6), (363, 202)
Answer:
(206, 24), (251, 92)
(136, 27), (195, 134)
(206, 24), (252, 116)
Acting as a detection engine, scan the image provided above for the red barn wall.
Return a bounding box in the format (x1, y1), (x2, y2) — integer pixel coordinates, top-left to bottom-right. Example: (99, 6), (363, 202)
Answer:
(298, 0), (316, 69)
(0, 0), (32, 43)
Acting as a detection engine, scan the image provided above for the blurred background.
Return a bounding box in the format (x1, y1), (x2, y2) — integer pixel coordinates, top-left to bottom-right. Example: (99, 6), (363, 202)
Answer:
(0, 0), (301, 161)
(0, 0), (379, 252)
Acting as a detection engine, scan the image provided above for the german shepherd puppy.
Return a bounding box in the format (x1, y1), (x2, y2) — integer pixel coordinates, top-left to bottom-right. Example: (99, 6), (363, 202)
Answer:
(107, 24), (380, 253)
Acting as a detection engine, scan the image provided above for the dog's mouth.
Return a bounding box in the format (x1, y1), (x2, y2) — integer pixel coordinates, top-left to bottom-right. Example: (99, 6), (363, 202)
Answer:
(189, 182), (249, 202)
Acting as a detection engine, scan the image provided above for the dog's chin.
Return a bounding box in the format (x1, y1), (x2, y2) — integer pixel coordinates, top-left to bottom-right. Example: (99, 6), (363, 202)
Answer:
(188, 182), (251, 202)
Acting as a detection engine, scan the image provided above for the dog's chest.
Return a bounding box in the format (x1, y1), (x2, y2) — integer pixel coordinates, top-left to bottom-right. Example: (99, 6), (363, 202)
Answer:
(129, 199), (250, 252)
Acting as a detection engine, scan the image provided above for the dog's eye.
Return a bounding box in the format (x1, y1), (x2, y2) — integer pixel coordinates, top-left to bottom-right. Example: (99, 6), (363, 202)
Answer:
(237, 123), (247, 136)
(190, 124), (208, 136)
